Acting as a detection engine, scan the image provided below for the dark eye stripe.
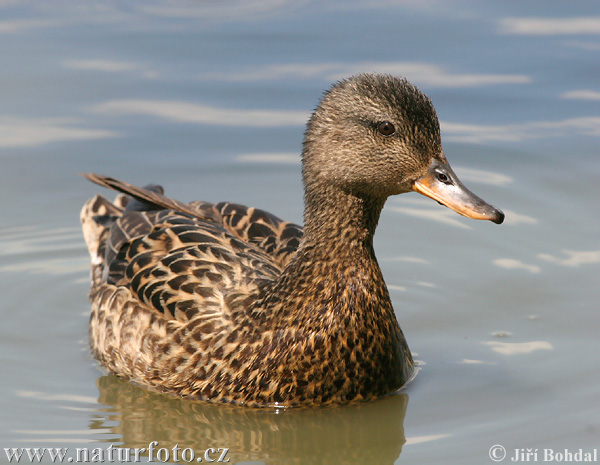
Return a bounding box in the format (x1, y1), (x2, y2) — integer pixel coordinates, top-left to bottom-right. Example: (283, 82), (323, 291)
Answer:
(377, 121), (395, 136)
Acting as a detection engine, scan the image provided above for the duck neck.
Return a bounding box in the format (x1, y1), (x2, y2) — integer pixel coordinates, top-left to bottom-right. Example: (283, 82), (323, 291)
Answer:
(301, 181), (386, 260)
(259, 181), (393, 329)
(246, 180), (413, 399)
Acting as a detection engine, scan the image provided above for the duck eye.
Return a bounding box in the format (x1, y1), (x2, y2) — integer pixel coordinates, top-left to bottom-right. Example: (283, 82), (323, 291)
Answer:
(377, 121), (395, 136)
(435, 171), (452, 185)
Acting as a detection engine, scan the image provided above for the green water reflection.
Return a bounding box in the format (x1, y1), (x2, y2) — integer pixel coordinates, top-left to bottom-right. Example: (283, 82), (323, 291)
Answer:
(93, 375), (408, 465)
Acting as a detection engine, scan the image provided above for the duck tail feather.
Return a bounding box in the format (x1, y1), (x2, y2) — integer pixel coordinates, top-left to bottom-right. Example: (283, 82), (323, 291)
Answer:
(80, 173), (200, 217)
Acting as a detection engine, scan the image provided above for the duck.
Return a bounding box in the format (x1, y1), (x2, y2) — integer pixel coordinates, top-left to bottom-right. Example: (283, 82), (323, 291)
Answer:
(80, 73), (504, 407)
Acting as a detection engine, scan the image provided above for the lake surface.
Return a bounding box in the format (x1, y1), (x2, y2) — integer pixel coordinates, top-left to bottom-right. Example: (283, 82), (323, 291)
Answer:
(1, 1), (599, 464)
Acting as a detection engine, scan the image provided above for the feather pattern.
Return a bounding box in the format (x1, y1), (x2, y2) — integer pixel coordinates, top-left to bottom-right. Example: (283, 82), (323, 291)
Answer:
(81, 74), (502, 407)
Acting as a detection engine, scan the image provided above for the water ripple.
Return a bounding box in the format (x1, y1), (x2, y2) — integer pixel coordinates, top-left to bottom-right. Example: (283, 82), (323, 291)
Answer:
(0, 227), (87, 276)
(482, 341), (553, 355)
(0, 116), (117, 148)
(538, 249), (600, 267)
(198, 61), (531, 88)
(91, 100), (308, 127)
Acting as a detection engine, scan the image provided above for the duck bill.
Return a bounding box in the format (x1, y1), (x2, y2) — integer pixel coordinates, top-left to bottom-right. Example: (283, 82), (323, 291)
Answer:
(412, 159), (504, 224)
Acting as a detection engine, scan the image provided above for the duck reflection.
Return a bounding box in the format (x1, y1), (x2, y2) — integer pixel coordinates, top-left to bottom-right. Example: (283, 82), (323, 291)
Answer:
(93, 375), (408, 465)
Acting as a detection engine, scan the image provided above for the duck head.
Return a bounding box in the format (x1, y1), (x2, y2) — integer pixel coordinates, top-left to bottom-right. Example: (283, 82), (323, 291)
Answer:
(302, 73), (504, 224)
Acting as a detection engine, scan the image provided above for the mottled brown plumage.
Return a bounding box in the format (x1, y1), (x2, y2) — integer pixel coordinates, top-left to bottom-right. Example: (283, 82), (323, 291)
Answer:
(81, 74), (503, 407)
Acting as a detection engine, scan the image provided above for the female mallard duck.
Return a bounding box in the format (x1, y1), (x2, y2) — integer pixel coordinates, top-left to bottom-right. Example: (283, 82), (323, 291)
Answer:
(81, 74), (503, 407)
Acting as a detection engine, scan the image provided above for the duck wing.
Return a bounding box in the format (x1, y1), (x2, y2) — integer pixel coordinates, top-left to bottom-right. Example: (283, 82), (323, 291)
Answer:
(80, 174), (303, 323)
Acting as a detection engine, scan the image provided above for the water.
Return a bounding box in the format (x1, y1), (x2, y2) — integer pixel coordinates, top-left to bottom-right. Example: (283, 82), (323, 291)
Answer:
(1, 1), (599, 464)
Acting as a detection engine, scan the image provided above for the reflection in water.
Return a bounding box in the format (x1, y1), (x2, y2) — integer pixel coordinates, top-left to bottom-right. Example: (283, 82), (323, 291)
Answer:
(482, 341), (553, 355)
(388, 202), (473, 230)
(235, 153), (299, 164)
(90, 100), (308, 127)
(94, 375), (408, 465)
(0, 227), (90, 276)
(498, 16), (600, 36)
(496, 210), (537, 226)
(63, 59), (158, 79)
(493, 258), (541, 274)
(452, 167), (513, 186)
(562, 90), (600, 101)
(0, 117), (116, 148)
(538, 250), (600, 267)
(441, 117), (600, 143)
(195, 61), (529, 87)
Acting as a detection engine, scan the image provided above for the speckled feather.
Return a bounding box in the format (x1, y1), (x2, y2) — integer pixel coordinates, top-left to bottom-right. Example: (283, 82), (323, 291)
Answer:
(81, 188), (412, 406)
(78, 74), (461, 407)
